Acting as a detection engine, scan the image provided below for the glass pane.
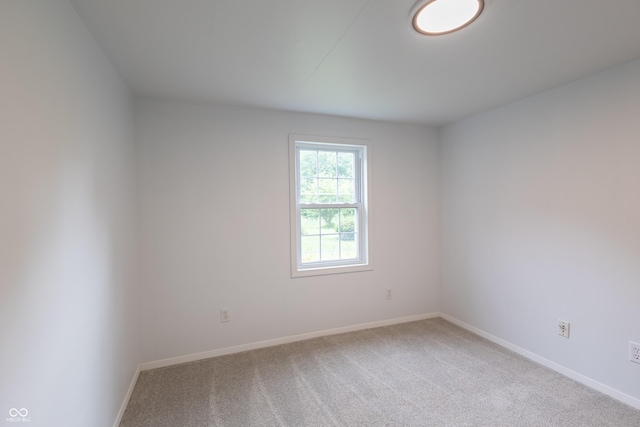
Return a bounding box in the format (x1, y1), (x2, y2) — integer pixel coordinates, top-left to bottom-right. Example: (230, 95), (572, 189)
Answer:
(337, 179), (354, 202)
(339, 208), (356, 233)
(299, 150), (317, 177)
(300, 177), (317, 203)
(301, 235), (320, 263)
(300, 194), (316, 204)
(337, 152), (354, 178)
(318, 178), (337, 203)
(340, 234), (358, 259)
(321, 235), (339, 260)
(320, 208), (339, 233)
(318, 151), (337, 178)
(300, 209), (320, 236)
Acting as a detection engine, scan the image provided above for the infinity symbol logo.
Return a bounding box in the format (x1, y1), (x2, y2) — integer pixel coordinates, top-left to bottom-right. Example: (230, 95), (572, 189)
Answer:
(9, 408), (28, 417)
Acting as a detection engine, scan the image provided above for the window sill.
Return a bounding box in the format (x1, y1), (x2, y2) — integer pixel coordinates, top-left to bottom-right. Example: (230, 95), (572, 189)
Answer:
(291, 262), (373, 278)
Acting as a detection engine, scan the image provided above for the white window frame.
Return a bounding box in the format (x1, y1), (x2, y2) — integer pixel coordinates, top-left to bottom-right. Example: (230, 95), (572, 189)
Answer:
(289, 134), (373, 278)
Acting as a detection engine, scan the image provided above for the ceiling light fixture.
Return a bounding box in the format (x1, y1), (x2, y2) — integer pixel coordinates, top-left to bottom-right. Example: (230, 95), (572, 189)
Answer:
(411, 0), (484, 36)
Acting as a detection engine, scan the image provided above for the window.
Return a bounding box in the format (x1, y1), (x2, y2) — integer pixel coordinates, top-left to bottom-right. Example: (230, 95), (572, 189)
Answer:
(289, 135), (372, 277)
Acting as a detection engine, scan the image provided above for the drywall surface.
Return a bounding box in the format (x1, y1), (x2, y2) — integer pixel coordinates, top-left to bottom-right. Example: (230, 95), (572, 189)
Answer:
(135, 100), (439, 362)
(0, 1), (140, 426)
(439, 59), (640, 400)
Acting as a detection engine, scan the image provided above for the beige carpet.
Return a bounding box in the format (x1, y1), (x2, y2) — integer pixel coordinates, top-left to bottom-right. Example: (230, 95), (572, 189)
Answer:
(120, 318), (640, 426)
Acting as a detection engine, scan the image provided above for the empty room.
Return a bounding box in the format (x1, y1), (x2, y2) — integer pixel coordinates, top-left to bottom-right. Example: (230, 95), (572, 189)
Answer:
(2, 0), (640, 426)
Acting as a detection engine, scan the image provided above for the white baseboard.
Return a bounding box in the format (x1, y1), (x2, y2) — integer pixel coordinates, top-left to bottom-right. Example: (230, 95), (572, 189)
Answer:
(140, 312), (440, 371)
(113, 365), (140, 427)
(440, 313), (640, 411)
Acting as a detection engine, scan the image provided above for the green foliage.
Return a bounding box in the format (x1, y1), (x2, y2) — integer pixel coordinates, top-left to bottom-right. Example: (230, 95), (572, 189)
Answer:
(320, 208), (338, 229)
(339, 216), (355, 241)
(340, 218), (354, 233)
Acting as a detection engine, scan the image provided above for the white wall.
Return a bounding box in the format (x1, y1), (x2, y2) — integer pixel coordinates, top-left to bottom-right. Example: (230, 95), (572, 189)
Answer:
(439, 59), (640, 401)
(0, 1), (140, 426)
(135, 99), (440, 363)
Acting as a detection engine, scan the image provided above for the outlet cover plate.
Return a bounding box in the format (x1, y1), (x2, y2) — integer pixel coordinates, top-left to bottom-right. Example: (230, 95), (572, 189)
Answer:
(558, 320), (570, 338)
(630, 341), (640, 364)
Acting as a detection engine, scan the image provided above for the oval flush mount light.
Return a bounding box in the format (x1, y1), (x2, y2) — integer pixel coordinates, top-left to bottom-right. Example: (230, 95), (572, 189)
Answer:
(411, 0), (484, 36)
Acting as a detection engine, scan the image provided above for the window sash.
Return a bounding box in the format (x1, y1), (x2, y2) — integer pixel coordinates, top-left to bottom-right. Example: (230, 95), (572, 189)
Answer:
(295, 146), (362, 205)
(297, 205), (361, 265)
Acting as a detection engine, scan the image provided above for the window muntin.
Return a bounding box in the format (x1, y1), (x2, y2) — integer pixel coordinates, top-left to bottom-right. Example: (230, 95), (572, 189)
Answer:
(289, 135), (372, 277)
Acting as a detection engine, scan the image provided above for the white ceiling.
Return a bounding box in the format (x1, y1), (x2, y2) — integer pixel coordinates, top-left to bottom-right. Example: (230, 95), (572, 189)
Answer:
(69, 0), (640, 126)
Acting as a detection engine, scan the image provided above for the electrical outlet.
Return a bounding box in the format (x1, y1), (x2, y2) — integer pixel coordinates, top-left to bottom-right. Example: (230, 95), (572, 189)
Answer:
(220, 308), (230, 323)
(558, 320), (570, 338)
(386, 288), (392, 299)
(630, 342), (640, 364)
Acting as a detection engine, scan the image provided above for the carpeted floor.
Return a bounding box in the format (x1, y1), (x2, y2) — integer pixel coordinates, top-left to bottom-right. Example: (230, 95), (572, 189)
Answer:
(120, 318), (640, 426)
